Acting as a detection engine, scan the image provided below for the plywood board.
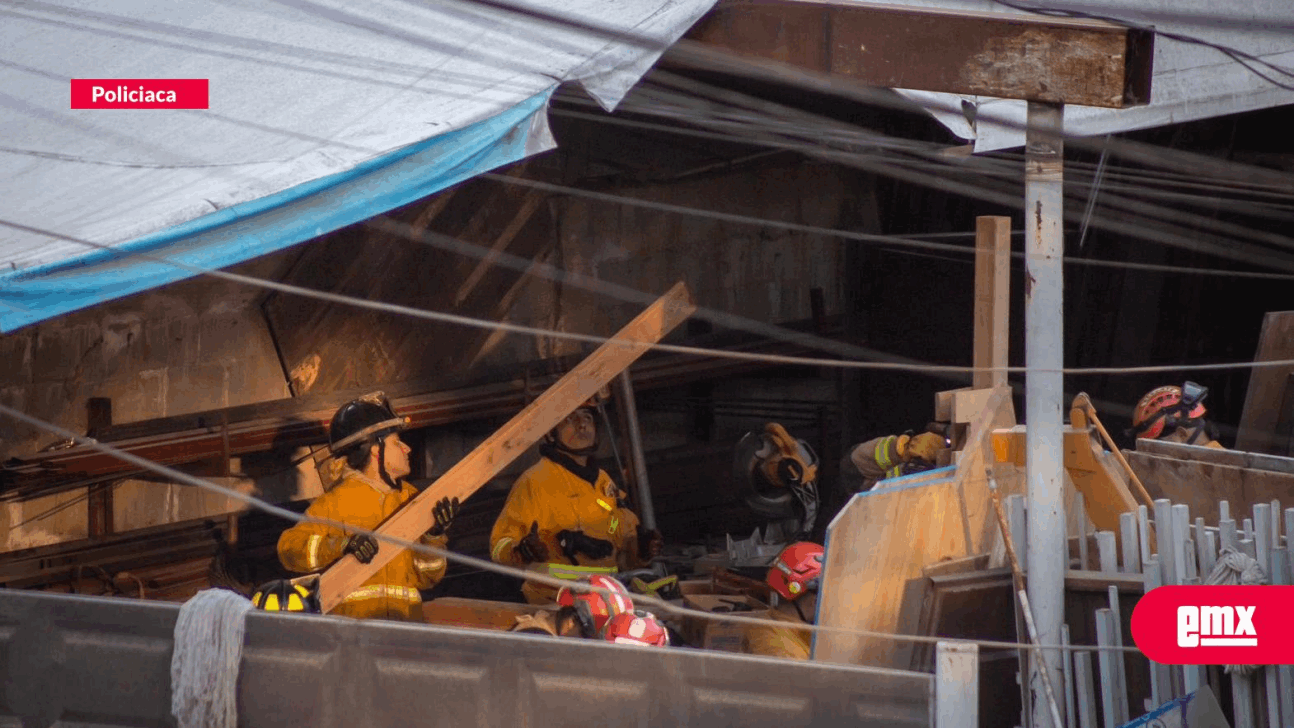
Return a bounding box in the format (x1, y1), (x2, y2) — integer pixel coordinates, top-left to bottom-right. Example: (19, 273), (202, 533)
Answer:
(813, 387), (1015, 668)
(935, 387), (998, 424)
(1236, 311), (1294, 454)
(422, 597), (546, 631)
(993, 426), (1141, 536)
(1135, 438), (1294, 475)
(1125, 450), (1294, 526)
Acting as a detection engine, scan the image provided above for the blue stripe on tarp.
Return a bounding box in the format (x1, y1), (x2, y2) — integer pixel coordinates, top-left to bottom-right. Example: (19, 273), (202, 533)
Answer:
(0, 88), (554, 332)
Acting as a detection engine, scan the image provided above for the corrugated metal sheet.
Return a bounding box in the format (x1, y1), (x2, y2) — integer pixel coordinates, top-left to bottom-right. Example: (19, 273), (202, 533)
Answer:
(0, 589), (932, 727)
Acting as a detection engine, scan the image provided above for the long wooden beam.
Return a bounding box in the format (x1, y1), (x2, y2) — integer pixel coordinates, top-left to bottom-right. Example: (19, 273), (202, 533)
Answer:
(316, 282), (696, 613)
(684, 0), (1154, 108)
(973, 216), (1010, 390)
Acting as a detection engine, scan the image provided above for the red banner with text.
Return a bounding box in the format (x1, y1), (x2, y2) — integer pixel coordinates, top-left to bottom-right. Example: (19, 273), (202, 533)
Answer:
(1130, 585), (1294, 665)
(70, 79), (209, 109)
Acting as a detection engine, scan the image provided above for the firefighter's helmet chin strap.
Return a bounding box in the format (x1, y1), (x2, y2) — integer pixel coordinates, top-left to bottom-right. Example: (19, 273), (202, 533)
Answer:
(792, 595), (811, 623)
(376, 438), (398, 488)
(554, 439), (599, 457)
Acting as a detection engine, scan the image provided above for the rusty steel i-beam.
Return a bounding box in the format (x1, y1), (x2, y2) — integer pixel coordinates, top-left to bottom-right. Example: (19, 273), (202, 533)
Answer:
(687, 0), (1153, 108)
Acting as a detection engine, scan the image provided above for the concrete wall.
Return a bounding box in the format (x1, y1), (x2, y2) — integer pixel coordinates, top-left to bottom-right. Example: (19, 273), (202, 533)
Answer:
(472, 158), (855, 366)
(0, 255), (316, 552)
(0, 156), (866, 554)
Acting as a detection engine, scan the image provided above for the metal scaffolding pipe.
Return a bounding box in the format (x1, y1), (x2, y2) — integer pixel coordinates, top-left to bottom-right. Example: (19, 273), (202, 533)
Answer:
(616, 371), (656, 531)
(1024, 99), (1067, 728)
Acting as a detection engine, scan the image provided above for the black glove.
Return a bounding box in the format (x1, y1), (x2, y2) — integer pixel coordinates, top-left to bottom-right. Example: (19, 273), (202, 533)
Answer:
(637, 529), (664, 560)
(426, 497), (459, 537)
(556, 529), (615, 564)
(342, 534), (379, 564)
(515, 521), (550, 564)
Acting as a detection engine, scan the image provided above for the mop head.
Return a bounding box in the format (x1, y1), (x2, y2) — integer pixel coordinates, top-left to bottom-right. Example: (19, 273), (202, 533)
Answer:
(1202, 546), (1266, 676)
(171, 588), (253, 728)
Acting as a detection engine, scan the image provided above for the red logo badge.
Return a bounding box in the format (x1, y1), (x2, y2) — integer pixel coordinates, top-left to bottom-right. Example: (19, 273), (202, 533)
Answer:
(1130, 585), (1294, 664)
(70, 79), (209, 109)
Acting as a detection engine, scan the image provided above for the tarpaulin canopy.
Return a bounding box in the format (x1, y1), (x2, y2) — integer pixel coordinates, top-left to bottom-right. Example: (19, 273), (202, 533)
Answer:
(0, 0), (717, 332)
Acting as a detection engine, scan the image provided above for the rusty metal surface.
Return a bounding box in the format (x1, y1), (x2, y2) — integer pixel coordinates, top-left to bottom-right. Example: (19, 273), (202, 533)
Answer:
(687, 0), (1153, 108)
(0, 324), (843, 499)
(0, 588), (932, 727)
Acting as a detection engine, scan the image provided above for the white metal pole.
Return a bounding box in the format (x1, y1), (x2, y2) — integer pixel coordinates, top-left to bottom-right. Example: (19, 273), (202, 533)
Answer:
(1025, 99), (1066, 728)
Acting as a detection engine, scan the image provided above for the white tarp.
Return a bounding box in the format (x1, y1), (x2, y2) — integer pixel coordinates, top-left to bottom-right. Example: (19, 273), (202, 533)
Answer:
(888, 0), (1294, 152)
(0, 0), (716, 331)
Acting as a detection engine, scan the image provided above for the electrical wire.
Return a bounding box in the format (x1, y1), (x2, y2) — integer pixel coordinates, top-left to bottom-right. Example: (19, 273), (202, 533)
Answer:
(6, 216), (1294, 377)
(0, 399), (1148, 655)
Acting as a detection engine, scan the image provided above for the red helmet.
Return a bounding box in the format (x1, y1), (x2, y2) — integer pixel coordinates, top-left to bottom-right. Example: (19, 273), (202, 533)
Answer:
(555, 574), (634, 637)
(602, 610), (669, 647)
(1132, 383), (1207, 440)
(767, 542), (824, 601)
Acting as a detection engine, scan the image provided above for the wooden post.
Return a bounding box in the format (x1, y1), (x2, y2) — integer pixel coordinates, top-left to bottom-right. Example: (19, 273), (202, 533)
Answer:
(973, 216), (1011, 390)
(86, 398), (114, 539)
(315, 282), (695, 613)
(935, 642), (979, 728)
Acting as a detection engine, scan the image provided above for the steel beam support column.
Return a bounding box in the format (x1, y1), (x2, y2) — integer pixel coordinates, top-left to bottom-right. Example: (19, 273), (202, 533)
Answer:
(615, 371), (656, 531)
(1025, 100), (1066, 728)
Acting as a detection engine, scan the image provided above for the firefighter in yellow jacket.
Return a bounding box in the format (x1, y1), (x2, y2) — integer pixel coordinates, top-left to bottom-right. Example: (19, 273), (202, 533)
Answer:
(490, 399), (662, 604)
(742, 541), (822, 660)
(844, 429), (947, 493)
(278, 393), (458, 622)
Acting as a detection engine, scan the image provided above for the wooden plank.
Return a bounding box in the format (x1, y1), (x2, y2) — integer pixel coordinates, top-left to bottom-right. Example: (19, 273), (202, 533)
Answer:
(1136, 437), (1294, 475)
(935, 642), (979, 728)
(973, 216), (1011, 390)
(935, 387), (997, 424)
(684, 0), (1154, 108)
(813, 387), (1015, 667)
(422, 597), (548, 631)
(1124, 451), (1294, 527)
(1237, 311), (1294, 454)
(1120, 512), (1139, 574)
(316, 282), (696, 612)
(1095, 531), (1117, 573)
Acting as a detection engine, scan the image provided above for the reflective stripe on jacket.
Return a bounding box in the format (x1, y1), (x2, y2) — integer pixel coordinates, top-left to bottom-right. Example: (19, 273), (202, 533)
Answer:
(277, 469), (447, 622)
(743, 607), (812, 660)
(490, 456), (642, 603)
(848, 435), (904, 491)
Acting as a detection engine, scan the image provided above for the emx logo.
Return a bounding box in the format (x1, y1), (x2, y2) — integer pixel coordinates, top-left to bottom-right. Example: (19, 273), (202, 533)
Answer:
(1132, 586), (1294, 664)
(1177, 605), (1256, 647)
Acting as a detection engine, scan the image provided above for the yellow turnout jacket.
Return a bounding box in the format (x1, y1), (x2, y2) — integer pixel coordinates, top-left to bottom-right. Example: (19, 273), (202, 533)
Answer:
(490, 451), (643, 603)
(278, 468), (447, 621)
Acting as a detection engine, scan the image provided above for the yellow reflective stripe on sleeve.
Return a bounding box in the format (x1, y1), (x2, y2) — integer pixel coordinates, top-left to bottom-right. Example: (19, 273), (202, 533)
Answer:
(341, 584), (422, 604)
(886, 465), (903, 479)
(414, 555), (446, 573)
(492, 538), (514, 561)
(874, 436), (897, 471)
(542, 563), (619, 580)
(305, 534), (323, 570)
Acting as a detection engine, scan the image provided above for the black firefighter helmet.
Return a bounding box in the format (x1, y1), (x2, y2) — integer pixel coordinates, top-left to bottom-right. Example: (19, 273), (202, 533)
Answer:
(328, 392), (409, 486)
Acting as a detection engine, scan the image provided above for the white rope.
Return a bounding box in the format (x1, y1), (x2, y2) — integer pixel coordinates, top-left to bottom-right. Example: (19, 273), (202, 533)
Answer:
(1202, 546), (1267, 676)
(170, 588), (254, 728)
